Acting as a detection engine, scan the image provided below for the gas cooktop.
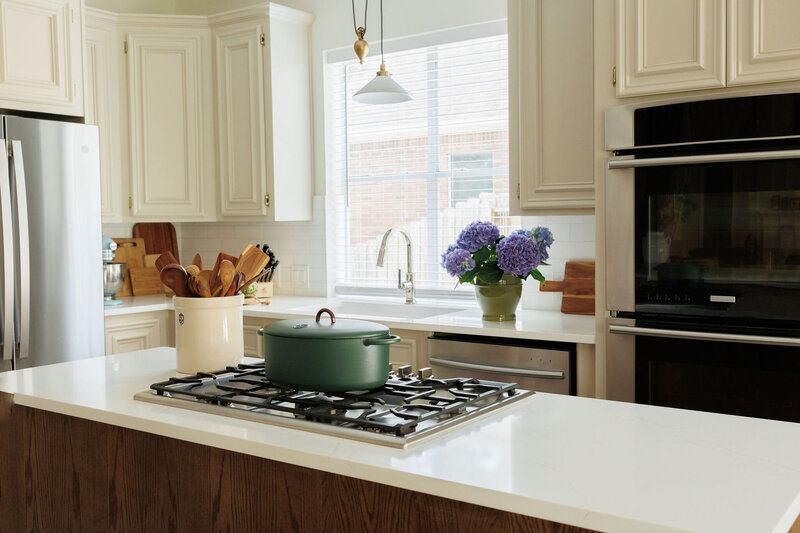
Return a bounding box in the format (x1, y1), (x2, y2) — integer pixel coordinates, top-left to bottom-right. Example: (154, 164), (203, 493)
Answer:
(133, 362), (534, 448)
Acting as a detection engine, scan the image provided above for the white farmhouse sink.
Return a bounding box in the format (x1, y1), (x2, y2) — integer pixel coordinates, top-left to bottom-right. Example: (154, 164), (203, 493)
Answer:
(292, 301), (464, 320)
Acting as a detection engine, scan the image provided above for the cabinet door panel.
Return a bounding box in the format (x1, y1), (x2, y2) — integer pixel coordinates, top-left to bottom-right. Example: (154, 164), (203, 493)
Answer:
(216, 24), (266, 216)
(509, 0), (594, 212)
(105, 317), (162, 355)
(85, 21), (121, 222)
(0, 0), (82, 115)
(728, 0), (800, 86)
(128, 33), (205, 218)
(616, 0), (726, 97)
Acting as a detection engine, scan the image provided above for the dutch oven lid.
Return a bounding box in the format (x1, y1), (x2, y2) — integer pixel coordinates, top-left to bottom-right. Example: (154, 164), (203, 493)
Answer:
(264, 308), (390, 340)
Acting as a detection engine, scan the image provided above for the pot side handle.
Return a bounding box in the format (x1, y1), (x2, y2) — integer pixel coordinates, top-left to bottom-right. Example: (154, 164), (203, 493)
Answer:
(257, 328), (265, 336)
(362, 335), (401, 346)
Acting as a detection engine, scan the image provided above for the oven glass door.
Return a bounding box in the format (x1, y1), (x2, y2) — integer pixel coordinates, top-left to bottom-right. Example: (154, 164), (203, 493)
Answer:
(635, 159), (800, 325)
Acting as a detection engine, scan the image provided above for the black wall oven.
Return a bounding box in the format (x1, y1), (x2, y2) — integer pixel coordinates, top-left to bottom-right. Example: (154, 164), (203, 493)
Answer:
(605, 90), (800, 422)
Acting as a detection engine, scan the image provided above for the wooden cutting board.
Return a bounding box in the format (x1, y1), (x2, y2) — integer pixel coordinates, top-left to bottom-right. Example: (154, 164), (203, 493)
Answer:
(539, 261), (595, 315)
(112, 238), (147, 297)
(133, 223), (180, 264)
(129, 267), (164, 296)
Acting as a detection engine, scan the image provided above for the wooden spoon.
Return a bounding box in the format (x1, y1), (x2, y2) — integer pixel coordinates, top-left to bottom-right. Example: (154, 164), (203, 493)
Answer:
(218, 260), (235, 297)
(193, 274), (212, 298)
(192, 253), (203, 271)
(185, 264), (201, 278)
(159, 264), (191, 297)
(155, 251), (179, 272)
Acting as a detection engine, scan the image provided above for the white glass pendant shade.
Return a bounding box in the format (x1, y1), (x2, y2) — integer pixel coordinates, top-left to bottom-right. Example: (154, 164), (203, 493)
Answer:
(353, 62), (412, 104)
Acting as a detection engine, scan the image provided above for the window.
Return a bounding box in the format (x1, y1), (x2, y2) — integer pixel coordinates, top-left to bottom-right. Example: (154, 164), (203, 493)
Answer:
(325, 29), (516, 296)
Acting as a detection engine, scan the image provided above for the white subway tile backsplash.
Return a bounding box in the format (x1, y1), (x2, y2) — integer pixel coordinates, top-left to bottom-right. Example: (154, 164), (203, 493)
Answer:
(570, 223), (596, 242)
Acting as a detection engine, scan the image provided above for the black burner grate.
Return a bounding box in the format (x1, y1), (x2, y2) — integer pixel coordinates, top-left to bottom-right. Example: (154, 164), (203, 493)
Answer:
(148, 362), (531, 438)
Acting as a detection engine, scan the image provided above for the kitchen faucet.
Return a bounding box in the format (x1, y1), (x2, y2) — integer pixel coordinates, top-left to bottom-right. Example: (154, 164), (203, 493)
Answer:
(376, 227), (416, 304)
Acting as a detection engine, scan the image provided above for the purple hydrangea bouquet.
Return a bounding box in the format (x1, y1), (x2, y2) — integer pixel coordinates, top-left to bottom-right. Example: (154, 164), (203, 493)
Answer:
(441, 221), (554, 285)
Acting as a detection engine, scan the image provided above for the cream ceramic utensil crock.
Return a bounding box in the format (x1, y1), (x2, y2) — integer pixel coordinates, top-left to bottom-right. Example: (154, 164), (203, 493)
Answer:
(173, 294), (244, 373)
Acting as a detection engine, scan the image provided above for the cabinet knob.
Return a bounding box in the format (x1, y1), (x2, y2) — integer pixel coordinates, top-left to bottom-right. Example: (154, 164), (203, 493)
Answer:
(264, 194), (270, 207)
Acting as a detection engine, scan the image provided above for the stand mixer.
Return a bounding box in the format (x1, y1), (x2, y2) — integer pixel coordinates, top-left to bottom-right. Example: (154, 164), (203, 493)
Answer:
(102, 235), (126, 306)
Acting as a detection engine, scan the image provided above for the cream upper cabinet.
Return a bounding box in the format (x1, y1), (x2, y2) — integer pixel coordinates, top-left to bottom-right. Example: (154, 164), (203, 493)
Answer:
(0, 0), (84, 116)
(509, 0), (595, 213)
(211, 5), (313, 221)
(124, 18), (214, 221)
(616, 0), (726, 97)
(85, 9), (122, 222)
(728, 0), (800, 86)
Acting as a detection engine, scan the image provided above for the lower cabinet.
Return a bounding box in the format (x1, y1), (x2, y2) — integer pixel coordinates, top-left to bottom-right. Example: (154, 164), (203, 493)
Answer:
(243, 317), (271, 357)
(104, 311), (174, 355)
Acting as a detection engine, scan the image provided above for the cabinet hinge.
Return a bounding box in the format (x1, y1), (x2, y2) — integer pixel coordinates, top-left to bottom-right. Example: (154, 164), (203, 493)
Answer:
(264, 194), (270, 207)
(516, 183), (520, 199)
(128, 196), (132, 209)
(260, 33), (266, 47)
(124, 41), (128, 54)
(612, 66), (616, 87)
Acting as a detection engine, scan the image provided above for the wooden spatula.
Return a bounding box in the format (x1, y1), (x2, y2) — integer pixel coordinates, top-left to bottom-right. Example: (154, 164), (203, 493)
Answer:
(218, 260), (235, 297)
(210, 253), (238, 294)
(234, 245), (270, 287)
(192, 253), (203, 271)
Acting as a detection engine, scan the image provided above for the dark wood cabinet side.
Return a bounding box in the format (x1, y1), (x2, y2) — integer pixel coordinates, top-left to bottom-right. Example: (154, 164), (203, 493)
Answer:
(0, 393), (596, 532)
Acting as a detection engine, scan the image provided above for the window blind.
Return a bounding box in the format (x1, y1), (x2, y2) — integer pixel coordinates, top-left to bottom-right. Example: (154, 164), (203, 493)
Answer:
(326, 33), (517, 295)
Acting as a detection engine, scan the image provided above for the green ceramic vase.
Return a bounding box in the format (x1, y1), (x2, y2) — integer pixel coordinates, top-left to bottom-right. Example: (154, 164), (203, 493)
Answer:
(474, 273), (522, 321)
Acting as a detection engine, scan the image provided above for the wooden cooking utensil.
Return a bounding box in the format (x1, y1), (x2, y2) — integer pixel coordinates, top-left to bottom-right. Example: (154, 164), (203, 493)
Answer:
(160, 264), (191, 297)
(226, 271), (244, 297)
(192, 253), (203, 271)
(234, 245), (270, 288)
(210, 253), (239, 294)
(194, 275), (212, 298)
(185, 265), (201, 278)
(218, 260), (235, 297)
(155, 251), (179, 272)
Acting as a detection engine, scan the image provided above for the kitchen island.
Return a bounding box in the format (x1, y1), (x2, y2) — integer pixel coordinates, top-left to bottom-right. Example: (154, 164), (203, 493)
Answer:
(1, 349), (799, 532)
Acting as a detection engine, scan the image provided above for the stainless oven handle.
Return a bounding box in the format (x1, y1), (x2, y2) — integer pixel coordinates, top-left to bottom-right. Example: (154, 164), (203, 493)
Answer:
(428, 357), (564, 379)
(607, 149), (800, 169)
(608, 324), (800, 347)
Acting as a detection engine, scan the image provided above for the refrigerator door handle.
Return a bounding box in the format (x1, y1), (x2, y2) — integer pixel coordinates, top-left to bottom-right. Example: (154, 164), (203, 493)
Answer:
(0, 140), (13, 362)
(10, 140), (29, 361)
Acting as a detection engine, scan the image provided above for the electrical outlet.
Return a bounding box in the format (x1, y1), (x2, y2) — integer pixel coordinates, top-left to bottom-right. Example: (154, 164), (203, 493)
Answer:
(290, 265), (309, 290)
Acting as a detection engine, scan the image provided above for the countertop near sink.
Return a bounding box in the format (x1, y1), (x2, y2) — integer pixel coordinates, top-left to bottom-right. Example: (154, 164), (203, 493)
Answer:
(1, 348), (798, 533)
(104, 295), (596, 344)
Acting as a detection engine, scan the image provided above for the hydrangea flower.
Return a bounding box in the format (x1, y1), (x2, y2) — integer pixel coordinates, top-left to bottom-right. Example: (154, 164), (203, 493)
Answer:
(440, 243), (460, 268)
(496, 233), (542, 277)
(456, 221), (500, 252)
(531, 226), (554, 261)
(443, 248), (475, 278)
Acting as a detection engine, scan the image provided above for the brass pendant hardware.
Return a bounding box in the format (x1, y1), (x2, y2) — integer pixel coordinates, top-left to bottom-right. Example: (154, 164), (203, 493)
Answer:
(354, 27), (368, 64)
(264, 194), (270, 207)
(612, 66), (616, 86)
(128, 196), (132, 209)
(124, 41), (128, 54)
(260, 33), (266, 47)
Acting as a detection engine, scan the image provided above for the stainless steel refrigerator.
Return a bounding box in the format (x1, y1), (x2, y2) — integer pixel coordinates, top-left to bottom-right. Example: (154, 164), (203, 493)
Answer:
(0, 115), (104, 372)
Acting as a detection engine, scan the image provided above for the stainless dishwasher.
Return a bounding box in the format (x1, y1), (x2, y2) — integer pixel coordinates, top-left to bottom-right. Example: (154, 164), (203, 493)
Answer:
(427, 333), (575, 395)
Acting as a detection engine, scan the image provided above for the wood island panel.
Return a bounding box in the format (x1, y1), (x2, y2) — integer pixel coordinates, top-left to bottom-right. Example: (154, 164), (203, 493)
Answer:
(0, 393), (595, 533)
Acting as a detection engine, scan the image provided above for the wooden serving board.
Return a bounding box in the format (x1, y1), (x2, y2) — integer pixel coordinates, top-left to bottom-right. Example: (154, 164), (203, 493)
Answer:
(539, 261), (595, 315)
(112, 238), (147, 297)
(133, 223), (180, 264)
(129, 267), (164, 296)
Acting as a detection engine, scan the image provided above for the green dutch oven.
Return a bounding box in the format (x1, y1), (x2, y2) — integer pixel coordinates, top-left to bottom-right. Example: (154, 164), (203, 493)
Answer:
(257, 308), (401, 392)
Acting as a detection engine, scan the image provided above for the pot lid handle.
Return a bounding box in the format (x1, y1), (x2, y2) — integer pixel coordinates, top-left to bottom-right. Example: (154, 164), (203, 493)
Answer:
(315, 308), (336, 324)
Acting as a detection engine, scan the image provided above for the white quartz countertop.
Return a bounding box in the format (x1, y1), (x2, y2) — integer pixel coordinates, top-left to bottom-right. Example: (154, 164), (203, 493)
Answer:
(104, 295), (596, 344)
(1, 348), (798, 533)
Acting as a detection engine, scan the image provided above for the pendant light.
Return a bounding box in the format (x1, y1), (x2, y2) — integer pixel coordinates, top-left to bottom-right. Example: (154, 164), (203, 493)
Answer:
(353, 0), (412, 104)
